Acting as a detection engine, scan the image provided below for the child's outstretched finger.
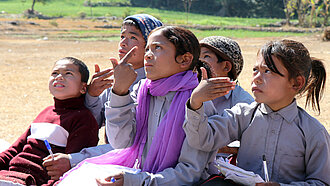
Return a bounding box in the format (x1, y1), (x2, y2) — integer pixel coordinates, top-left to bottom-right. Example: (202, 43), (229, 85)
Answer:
(201, 67), (208, 80)
(110, 58), (119, 69)
(120, 46), (137, 64)
(94, 64), (100, 73)
(91, 69), (113, 81)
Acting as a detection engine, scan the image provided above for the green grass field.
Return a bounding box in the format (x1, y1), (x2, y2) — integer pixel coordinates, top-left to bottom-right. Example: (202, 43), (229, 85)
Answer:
(0, 0), (313, 39)
(68, 29), (310, 41)
(0, 0), (284, 27)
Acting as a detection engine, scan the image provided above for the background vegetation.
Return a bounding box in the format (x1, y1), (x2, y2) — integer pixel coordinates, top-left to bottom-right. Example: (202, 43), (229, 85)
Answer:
(0, 0), (328, 27)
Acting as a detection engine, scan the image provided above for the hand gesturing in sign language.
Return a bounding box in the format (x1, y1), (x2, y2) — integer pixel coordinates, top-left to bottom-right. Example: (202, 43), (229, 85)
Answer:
(87, 64), (114, 97)
(189, 67), (236, 110)
(110, 46), (138, 96)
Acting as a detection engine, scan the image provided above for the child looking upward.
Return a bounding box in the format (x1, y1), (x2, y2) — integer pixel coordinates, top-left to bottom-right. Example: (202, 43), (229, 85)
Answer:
(0, 57), (99, 185)
(86, 14), (163, 128)
(60, 26), (216, 186)
(184, 39), (329, 185)
(197, 36), (255, 163)
(198, 36), (254, 113)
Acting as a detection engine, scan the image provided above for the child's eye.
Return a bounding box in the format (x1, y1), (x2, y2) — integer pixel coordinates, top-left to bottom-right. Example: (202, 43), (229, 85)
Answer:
(265, 69), (271, 74)
(155, 45), (161, 49)
(252, 67), (257, 72)
(204, 55), (210, 58)
(51, 72), (58, 76)
(131, 36), (137, 40)
(120, 35), (125, 40)
(66, 72), (73, 75)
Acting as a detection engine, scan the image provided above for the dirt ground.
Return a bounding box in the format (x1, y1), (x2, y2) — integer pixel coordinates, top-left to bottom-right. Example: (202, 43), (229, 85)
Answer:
(0, 18), (329, 145)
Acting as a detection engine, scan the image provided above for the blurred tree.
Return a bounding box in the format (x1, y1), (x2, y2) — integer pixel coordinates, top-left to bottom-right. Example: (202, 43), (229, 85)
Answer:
(283, 0), (297, 25)
(29, 0), (51, 14)
(310, 0), (319, 27)
(183, 0), (193, 23)
(296, 0), (310, 26)
(217, 0), (254, 17)
(319, 0), (329, 26)
(254, 0), (285, 18)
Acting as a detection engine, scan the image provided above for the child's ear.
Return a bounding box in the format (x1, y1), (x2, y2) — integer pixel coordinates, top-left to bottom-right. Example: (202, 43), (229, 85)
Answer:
(223, 61), (232, 73)
(292, 75), (305, 92)
(80, 82), (87, 94)
(176, 52), (193, 68)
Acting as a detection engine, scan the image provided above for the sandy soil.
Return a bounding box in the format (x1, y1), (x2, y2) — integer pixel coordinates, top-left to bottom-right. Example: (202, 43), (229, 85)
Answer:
(0, 18), (329, 144)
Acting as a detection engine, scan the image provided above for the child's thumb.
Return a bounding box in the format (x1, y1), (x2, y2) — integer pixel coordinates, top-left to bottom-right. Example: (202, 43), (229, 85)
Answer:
(110, 58), (118, 68)
(201, 67), (208, 80)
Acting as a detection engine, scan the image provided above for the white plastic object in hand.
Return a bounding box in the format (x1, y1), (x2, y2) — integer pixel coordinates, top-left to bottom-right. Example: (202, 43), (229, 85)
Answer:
(215, 157), (264, 185)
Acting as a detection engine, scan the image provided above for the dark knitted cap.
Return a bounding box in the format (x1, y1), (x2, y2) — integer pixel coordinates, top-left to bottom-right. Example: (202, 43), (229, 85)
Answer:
(200, 36), (244, 79)
(124, 14), (163, 42)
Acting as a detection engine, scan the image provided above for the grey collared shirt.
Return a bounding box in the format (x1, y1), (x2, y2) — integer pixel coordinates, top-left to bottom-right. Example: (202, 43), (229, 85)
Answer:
(184, 100), (330, 185)
(104, 79), (217, 186)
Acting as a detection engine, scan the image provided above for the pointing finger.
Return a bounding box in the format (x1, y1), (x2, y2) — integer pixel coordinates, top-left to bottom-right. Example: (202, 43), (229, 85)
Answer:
(121, 46), (137, 65)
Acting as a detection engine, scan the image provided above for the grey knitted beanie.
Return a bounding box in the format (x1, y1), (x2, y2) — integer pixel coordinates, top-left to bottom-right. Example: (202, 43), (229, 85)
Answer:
(200, 36), (244, 80)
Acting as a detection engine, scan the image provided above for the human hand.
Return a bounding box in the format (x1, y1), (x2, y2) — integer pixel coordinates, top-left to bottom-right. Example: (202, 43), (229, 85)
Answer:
(88, 64), (114, 97)
(42, 153), (71, 180)
(96, 173), (124, 186)
(190, 67), (236, 110)
(110, 47), (138, 96)
(255, 182), (280, 186)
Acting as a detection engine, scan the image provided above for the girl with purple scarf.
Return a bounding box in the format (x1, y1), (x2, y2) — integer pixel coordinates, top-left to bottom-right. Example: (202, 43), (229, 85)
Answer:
(59, 26), (219, 186)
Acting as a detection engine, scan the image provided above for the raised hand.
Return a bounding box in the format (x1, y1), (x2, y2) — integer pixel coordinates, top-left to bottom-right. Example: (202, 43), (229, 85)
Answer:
(88, 64), (114, 97)
(190, 67), (236, 110)
(111, 47), (138, 96)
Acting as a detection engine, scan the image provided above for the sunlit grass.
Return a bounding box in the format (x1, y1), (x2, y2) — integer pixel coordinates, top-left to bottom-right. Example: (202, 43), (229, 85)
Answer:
(0, 0), (283, 27)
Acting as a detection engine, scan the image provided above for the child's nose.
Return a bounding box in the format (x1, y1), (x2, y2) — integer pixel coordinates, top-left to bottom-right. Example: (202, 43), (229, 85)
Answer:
(144, 51), (152, 60)
(253, 72), (262, 84)
(55, 74), (64, 80)
(119, 38), (128, 47)
(199, 57), (206, 63)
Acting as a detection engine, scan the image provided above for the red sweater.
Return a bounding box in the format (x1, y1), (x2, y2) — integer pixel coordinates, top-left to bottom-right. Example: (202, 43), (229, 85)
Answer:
(0, 96), (99, 185)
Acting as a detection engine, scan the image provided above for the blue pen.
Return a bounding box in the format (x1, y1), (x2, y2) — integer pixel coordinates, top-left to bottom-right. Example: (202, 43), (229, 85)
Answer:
(44, 140), (54, 161)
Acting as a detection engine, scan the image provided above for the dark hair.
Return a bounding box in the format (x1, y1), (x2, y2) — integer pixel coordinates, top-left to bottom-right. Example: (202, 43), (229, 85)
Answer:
(196, 49), (234, 81)
(122, 19), (140, 30)
(259, 39), (326, 113)
(57, 57), (89, 83)
(149, 26), (200, 70)
(196, 61), (212, 81)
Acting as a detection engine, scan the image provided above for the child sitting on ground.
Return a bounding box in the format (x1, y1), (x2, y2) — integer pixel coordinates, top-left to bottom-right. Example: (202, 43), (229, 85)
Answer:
(0, 57), (99, 185)
(184, 39), (329, 185)
(59, 26), (218, 186)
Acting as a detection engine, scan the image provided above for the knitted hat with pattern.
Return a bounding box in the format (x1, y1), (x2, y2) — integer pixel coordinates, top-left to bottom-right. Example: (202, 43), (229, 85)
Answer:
(200, 36), (244, 80)
(124, 14), (163, 42)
